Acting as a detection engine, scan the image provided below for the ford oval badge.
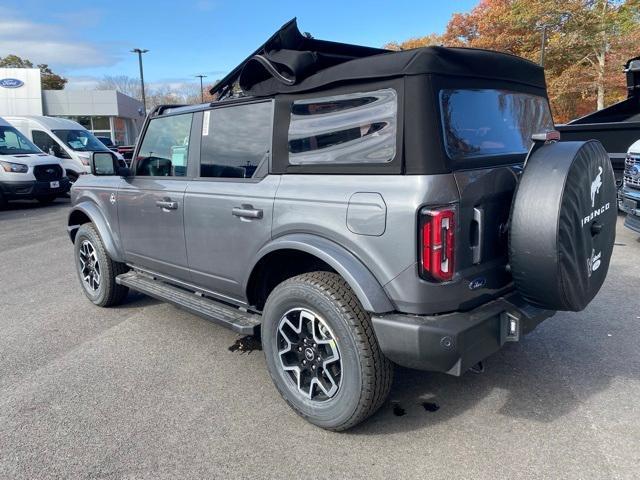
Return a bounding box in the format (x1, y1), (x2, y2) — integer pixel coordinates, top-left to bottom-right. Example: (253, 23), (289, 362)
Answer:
(468, 277), (486, 290)
(0, 78), (24, 88)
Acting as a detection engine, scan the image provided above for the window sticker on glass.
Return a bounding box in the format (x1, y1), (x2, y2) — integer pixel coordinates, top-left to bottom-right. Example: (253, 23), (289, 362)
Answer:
(202, 111), (210, 136)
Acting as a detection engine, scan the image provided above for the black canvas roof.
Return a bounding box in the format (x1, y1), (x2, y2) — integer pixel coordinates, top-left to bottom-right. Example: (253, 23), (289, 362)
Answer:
(211, 18), (547, 98)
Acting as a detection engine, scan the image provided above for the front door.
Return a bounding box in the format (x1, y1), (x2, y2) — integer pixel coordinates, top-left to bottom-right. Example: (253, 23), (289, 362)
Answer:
(118, 111), (195, 282)
(184, 101), (277, 303)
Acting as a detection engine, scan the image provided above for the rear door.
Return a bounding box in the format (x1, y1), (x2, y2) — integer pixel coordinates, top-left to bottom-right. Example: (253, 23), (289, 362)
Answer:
(117, 111), (195, 282)
(438, 86), (554, 286)
(184, 101), (278, 303)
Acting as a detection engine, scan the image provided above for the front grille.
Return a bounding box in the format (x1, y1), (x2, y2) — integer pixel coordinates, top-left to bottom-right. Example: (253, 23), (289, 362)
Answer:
(624, 155), (640, 189)
(33, 164), (63, 181)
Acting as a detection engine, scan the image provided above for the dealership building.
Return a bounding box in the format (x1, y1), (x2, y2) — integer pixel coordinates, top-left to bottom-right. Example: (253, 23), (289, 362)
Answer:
(0, 67), (144, 145)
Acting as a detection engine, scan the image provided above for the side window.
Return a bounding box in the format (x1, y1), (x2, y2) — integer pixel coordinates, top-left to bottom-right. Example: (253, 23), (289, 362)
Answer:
(287, 89), (397, 165)
(136, 113), (193, 177)
(200, 101), (272, 179)
(32, 130), (56, 152)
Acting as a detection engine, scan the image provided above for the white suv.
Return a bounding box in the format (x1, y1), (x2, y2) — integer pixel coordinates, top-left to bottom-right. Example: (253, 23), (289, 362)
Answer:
(0, 117), (69, 208)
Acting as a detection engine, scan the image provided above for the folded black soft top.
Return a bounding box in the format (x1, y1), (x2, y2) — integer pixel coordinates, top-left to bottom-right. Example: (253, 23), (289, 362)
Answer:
(211, 18), (546, 98)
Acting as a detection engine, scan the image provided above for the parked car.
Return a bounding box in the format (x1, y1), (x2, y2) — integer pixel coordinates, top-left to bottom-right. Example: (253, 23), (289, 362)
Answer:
(6, 116), (125, 184)
(66, 19), (617, 431)
(621, 139), (640, 233)
(557, 56), (640, 206)
(96, 136), (119, 152)
(0, 116), (69, 208)
(115, 144), (136, 164)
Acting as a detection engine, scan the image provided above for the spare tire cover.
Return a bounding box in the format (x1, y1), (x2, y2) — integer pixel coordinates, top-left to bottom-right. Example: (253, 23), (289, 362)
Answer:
(509, 140), (616, 312)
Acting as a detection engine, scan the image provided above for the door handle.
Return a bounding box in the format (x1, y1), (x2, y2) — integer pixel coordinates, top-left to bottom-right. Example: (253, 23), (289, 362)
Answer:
(471, 207), (484, 265)
(232, 205), (263, 219)
(156, 199), (178, 210)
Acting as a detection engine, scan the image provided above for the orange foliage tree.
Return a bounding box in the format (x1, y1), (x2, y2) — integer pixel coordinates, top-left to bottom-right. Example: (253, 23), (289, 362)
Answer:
(385, 0), (640, 123)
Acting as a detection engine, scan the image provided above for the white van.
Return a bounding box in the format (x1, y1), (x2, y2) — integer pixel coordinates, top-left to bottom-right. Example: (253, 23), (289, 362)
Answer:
(0, 117), (69, 208)
(5, 116), (124, 184)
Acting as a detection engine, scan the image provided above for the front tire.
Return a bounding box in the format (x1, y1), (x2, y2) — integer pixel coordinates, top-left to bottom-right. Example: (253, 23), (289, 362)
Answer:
(74, 223), (129, 307)
(262, 272), (393, 431)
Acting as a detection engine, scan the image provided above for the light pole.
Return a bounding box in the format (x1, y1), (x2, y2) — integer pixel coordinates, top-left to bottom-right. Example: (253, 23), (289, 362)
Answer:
(539, 26), (548, 68)
(195, 74), (208, 103)
(131, 48), (149, 112)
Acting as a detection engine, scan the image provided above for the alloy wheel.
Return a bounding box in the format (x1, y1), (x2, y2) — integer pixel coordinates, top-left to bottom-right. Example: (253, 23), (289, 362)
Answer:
(78, 239), (101, 292)
(277, 308), (342, 401)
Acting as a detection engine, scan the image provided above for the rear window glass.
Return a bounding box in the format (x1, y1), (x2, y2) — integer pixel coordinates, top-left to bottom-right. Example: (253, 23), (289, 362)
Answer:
(288, 88), (397, 165)
(440, 89), (553, 160)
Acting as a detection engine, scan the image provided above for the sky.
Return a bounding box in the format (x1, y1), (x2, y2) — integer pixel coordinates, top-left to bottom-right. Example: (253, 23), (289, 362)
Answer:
(0, 0), (478, 92)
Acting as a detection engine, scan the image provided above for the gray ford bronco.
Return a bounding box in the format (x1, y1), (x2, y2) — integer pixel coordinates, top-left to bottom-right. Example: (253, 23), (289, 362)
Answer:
(67, 19), (617, 430)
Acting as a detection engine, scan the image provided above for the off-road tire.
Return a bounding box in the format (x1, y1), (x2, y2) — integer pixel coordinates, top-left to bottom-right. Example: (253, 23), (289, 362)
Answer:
(262, 272), (393, 431)
(74, 223), (129, 307)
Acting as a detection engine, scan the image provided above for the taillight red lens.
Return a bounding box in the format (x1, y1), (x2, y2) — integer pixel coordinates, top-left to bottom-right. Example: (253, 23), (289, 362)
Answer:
(419, 207), (455, 281)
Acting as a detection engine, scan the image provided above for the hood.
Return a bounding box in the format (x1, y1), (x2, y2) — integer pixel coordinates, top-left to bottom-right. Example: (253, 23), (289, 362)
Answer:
(1, 153), (63, 167)
(628, 139), (640, 155)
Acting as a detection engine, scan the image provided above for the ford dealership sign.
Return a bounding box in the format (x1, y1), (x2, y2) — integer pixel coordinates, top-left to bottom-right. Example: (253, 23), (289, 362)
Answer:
(0, 78), (24, 88)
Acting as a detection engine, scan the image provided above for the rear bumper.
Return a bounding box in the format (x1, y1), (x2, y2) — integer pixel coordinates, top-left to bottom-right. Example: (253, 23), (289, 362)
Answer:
(0, 178), (70, 199)
(371, 293), (555, 376)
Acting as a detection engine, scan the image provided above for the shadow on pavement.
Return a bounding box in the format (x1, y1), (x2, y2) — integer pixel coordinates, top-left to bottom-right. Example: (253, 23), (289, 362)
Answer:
(348, 319), (639, 435)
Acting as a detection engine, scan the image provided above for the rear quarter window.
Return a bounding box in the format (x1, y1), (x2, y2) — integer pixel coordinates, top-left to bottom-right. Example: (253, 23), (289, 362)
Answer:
(440, 89), (553, 161)
(287, 88), (397, 165)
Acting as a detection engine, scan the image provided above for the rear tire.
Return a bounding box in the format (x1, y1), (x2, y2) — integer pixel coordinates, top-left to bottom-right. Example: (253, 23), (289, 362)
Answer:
(74, 223), (129, 307)
(262, 272), (393, 431)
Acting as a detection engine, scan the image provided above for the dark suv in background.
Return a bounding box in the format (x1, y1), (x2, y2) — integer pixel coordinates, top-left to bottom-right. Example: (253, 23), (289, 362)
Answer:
(66, 20), (617, 430)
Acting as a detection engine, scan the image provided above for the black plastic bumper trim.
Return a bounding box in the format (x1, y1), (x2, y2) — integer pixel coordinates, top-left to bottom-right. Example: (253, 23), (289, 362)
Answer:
(371, 293), (555, 376)
(0, 178), (70, 199)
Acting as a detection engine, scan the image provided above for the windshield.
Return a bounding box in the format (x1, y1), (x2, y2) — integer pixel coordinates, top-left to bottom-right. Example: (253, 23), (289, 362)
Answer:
(52, 129), (110, 152)
(0, 126), (42, 155)
(440, 89), (554, 160)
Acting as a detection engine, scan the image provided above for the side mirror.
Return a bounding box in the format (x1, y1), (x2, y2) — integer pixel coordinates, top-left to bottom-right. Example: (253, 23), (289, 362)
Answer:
(91, 152), (130, 177)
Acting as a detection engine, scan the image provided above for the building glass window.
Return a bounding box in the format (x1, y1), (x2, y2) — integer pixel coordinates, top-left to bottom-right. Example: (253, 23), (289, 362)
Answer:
(92, 116), (110, 130)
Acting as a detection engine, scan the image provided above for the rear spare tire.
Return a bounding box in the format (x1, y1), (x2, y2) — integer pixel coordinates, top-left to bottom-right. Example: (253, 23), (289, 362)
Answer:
(509, 140), (616, 312)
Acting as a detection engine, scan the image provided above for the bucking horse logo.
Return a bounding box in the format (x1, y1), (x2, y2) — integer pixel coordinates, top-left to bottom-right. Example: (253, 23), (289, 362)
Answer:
(591, 166), (603, 208)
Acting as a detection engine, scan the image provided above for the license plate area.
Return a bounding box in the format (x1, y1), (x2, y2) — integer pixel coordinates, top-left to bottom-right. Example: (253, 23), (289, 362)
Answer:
(50, 181), (60, 189)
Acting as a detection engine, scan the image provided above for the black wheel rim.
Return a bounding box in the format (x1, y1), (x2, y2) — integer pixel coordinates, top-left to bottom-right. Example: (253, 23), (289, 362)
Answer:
(277, 308), (342, 402)
(78, 239), (101, 292)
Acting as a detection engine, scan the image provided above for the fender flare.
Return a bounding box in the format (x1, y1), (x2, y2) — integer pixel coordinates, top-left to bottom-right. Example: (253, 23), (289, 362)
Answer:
(67, 201), (125, 262)
(246, 233), (395, 313)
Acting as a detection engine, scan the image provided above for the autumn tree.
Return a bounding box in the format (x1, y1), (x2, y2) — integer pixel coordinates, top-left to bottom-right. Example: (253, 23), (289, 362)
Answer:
(385, 0), (640, 122)
(0, 54), (67, 90)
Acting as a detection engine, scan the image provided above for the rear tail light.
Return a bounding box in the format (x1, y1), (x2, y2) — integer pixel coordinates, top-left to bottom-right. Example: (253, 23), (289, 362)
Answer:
(419, 206), (455, 281)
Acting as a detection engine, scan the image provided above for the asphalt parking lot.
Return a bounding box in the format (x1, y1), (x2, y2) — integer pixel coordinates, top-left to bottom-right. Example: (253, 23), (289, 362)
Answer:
(0, 199), (639, 480)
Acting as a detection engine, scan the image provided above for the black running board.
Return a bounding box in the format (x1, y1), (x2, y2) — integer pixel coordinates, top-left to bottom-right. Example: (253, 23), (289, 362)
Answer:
(116, 271), (261, 335)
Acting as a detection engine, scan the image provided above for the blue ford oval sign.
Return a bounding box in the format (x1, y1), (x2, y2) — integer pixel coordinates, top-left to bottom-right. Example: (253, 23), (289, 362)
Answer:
(0, 78), (24, 88)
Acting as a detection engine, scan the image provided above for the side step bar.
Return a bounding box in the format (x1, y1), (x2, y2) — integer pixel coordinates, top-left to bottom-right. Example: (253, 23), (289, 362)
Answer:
(116, 271), (261, 335)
